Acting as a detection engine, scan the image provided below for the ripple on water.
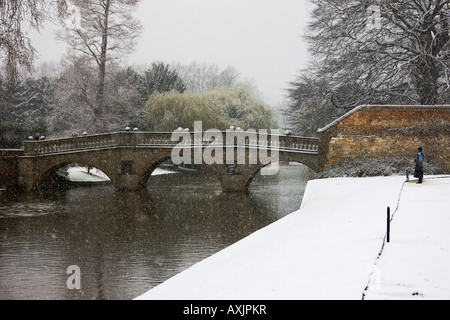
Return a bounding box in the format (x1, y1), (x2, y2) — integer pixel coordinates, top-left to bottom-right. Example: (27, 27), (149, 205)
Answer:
(0, 202), (68, 218)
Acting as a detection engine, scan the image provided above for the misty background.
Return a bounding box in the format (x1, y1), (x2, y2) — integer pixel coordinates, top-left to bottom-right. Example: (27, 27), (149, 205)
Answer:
(30, 0), (311, 108)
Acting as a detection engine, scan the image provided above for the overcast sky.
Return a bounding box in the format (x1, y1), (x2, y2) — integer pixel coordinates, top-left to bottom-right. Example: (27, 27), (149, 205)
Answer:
(32, 0), (312, 106)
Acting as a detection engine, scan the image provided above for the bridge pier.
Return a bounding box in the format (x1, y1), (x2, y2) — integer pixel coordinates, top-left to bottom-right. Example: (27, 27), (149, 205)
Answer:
(218, 174), (250, 193)
(16, 158), (38, 192)
(0, 151), (21, 190)
(114, 174), (144, 192)
(212, 163), (267, 193)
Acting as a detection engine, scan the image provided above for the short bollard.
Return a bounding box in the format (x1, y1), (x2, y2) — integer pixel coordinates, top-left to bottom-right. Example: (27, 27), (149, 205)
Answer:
(386, 207), (391, 243)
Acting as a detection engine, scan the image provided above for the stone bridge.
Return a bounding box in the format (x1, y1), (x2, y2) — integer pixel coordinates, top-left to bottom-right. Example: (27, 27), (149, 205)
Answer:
(0, 130), (319, 193)
(1, 104), (448, 193)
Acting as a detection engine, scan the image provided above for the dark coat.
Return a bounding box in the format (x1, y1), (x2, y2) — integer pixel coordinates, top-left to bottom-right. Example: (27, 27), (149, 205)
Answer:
(414, 151), (424, 178)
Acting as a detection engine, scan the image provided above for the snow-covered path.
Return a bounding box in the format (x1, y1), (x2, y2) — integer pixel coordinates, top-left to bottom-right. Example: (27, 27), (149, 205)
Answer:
(363, 176), (450, 300)
(134, 175), (450, 300)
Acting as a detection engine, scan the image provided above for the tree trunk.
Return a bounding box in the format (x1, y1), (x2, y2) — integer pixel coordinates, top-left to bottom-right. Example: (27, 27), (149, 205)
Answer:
(415, 15), (442, 106)
(94, 0), (110, 126)
(414, 56), (440, 105)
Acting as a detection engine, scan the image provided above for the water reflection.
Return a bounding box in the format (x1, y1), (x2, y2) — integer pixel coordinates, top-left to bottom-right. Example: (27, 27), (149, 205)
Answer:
(0, 164), (314, 300)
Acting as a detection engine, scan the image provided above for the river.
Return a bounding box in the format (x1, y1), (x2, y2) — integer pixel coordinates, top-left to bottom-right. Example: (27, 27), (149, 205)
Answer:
(0, 163), (314, 300)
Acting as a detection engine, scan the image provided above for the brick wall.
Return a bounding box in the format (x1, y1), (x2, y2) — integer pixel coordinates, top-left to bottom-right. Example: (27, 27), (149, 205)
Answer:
(318, 105), (450, 172)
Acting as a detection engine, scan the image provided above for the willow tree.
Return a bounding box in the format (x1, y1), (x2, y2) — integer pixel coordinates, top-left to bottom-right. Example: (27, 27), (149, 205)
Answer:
(58, 0), (142, 127)
(145, 87), (278, 132)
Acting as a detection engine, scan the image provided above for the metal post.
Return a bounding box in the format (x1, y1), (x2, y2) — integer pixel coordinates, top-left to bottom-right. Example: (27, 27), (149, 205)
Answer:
(387, 207), (391, 243)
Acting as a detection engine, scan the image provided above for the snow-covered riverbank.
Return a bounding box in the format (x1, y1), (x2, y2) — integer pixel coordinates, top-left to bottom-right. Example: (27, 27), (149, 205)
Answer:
(136, 175), (450, 300)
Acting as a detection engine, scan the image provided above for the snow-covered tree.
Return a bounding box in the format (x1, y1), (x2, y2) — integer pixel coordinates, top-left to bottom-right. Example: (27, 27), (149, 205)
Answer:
(1, 0), (45, 88)
(57, 0), (143, 126)
(10, 77), (54, 130)
(287, 0), (449, 135)
(0, 75), (55, 147)
(172, 62), (242, 94)
(144, 62), (187, 96)
(0, 0), (65, 121)
(47, 62), (187, 136)
(49, 56), (96, 136)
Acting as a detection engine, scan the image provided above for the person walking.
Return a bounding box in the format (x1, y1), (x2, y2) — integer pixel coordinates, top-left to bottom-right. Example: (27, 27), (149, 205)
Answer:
(414, 147), (424, 184)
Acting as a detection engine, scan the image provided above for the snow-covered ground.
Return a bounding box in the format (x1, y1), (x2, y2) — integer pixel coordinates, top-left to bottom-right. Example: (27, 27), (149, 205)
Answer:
(67, 167), (176, 182)
(363, 176), (450, 300)
(136, 175), (450, 300)
(67, 167), (111, 182)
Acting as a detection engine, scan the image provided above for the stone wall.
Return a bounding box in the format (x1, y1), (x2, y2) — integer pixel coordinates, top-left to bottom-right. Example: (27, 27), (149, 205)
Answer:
(318, 105), (450, 172)
(0, 150), (23, 189)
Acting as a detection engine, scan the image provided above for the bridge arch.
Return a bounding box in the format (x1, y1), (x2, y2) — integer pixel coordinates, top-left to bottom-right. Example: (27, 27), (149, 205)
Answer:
(225, 161), (316, 193)
(38, 162), (111, 190)
(140, 156), (174, 189)
(244, 164), (271, 193)
(25, 151), (119, 191)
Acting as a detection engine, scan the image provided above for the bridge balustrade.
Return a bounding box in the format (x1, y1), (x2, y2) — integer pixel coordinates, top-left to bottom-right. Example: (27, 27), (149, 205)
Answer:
(22, 131), (319, 156)
(23, 133), (120, 155)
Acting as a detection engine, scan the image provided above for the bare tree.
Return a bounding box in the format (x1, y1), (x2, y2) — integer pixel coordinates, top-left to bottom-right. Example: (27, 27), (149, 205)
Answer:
(0, 1), (65, 92)
(49, 54), (97, 136)
(285, 74), (339, 136)
(57, 0), (142, 128)
(172, 62), (241, 94)
(287, 0), (449, 135)
(309, 0), (448, 105)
